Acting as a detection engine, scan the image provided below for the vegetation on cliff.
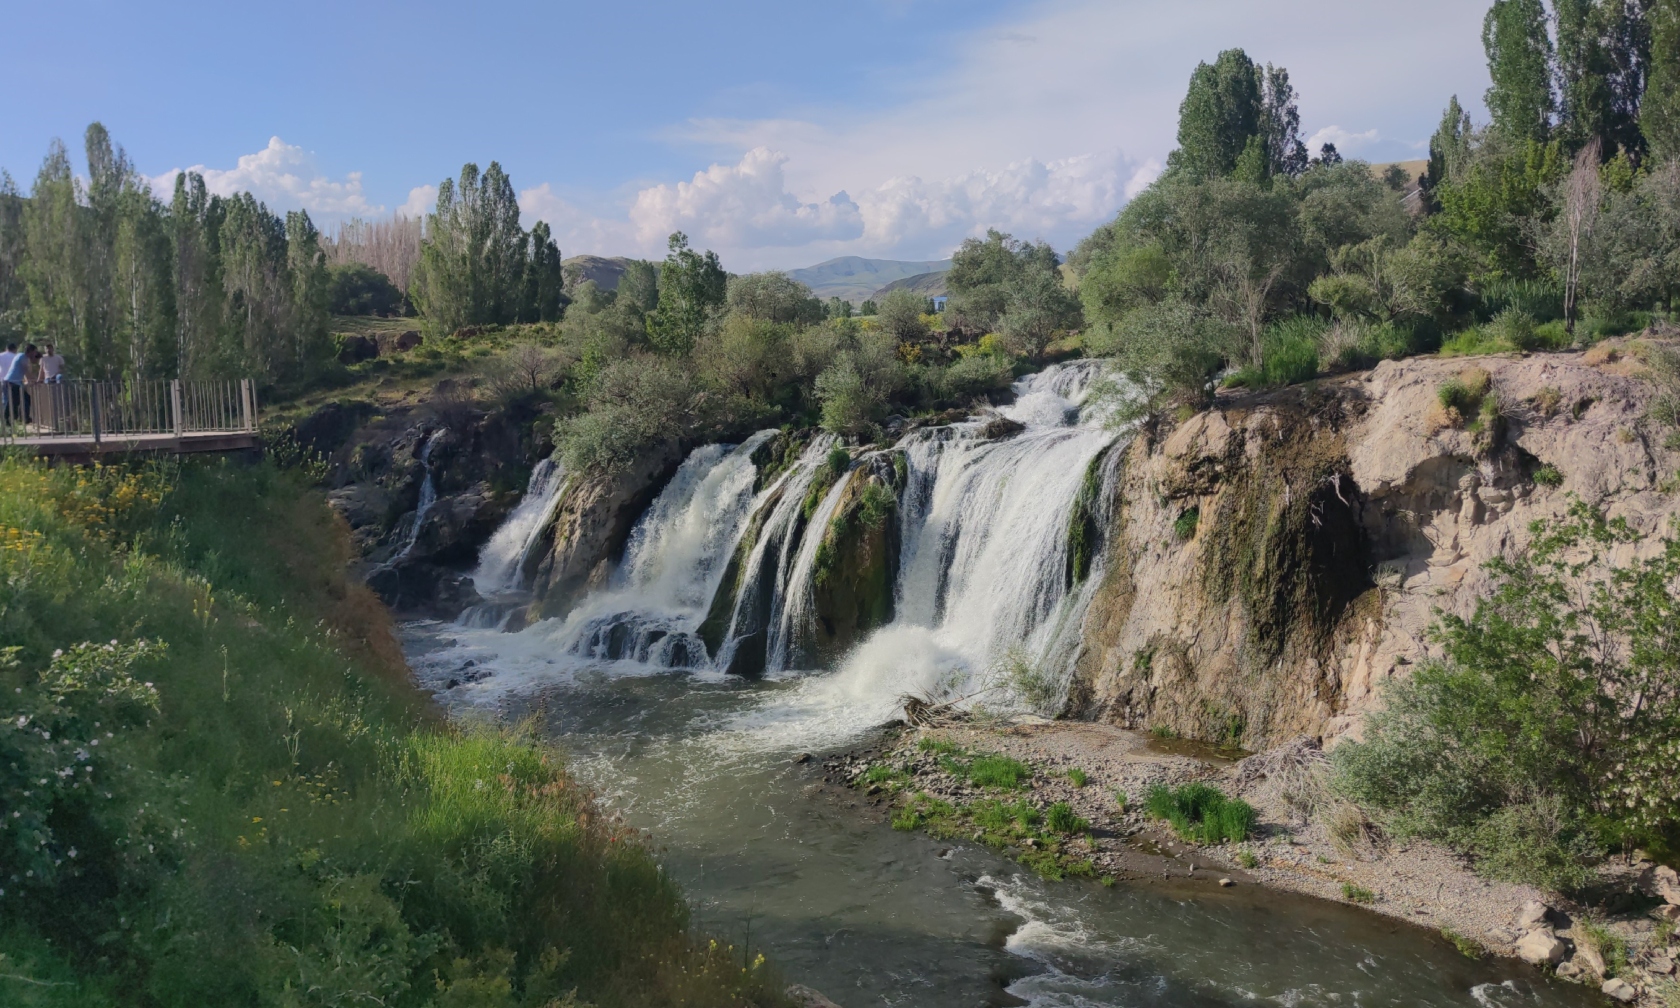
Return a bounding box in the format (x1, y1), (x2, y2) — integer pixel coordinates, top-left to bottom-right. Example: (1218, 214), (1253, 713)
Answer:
(1335, 502), (1680, 890)
(0, 455), (785, 1007)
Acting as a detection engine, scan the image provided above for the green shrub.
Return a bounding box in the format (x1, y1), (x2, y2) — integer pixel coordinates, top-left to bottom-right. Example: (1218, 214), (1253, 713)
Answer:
(1174, 506), (1200, 540)
(1333, 501), (1680, 891)
(1045, 802), (1090, 834)
(1262, 326), (1320, 386)
(1341, 883), (1377, 904)
(1067, 768), (1089, 788)
(1532, 463), (1562, 486)
(1479, 277), (1563, 322)
(862, 763), (902, 785)
(917, 736), (961, 755)
(891, 806), (922, 831)
(1236, 848), (1259, 869)
(1144, 783), (1256, 845)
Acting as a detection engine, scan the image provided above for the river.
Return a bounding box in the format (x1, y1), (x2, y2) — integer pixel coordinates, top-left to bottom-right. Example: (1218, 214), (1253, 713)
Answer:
(402, 363), (1594, 1007)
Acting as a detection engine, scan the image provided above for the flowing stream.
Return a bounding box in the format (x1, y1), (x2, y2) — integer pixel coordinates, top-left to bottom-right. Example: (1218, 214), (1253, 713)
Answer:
(406, 364), (1591, 1007)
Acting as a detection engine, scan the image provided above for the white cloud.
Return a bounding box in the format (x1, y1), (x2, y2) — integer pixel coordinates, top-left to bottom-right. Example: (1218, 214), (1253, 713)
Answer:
(149, 136), (381, 217)
(1306, 126), (1381, 156)
(398, 184), (437, 219)
(628, 147), (863, 250)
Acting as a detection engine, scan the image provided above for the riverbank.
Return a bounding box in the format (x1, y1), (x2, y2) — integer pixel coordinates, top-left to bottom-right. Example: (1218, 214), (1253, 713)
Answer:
(837, 718), (1680, 1005)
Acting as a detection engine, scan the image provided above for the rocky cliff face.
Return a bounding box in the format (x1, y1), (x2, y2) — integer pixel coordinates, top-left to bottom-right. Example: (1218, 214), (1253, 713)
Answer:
(1071, 342), (1677, 749)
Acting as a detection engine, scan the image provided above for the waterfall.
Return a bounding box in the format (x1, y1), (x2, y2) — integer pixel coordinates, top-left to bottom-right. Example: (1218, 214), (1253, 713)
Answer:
(533, 430), (778, 668)
(394, 429), (445, 561)
(471, 457), (566, 596)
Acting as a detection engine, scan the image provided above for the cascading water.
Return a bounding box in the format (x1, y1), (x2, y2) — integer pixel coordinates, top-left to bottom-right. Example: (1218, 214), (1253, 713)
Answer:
(394, 429), (445, 561)
(534, 430), (778, 668)
(471, 456), (566, 596)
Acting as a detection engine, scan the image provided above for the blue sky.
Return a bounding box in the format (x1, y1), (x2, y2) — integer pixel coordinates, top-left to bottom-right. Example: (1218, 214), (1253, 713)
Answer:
(2, 0), (1494, 271)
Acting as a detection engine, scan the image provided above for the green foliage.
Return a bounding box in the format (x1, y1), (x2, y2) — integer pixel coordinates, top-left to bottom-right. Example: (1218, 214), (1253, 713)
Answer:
(916, 736), (961, 756)
(1575, 917), (1629, 977)
(1649, 0), (1680, 159)
(1440, 927), (1485, 959)
(874, 288), (932, 344)
(412, 162), (563, 336)
(726, 271), (825, 325)
(814, 330), (905, 439)
(0, 457), (786, 1006)
(1334, 502), (1680, 890)
(1174, 507), (1201, 540)
(968, 755), (1033, 789)
(1044, 802), (1089, 834)
(1483, 0), (1556, 143)
(1144, 783), (1256, 844)
(1235, 848), (1260, 868)
(945, 230), (1080, 352)
(558, 354), (698, 475)
(1067, 768), (1089, 788)
(647, 232), (727, 355)
(1340, 883), (1377, 904)
(327, 262), (405, 316)
(1533, 463), (1563, 486)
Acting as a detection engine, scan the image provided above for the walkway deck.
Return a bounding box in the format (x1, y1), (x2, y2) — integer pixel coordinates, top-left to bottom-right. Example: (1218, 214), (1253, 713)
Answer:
(2, 378), (261, 460)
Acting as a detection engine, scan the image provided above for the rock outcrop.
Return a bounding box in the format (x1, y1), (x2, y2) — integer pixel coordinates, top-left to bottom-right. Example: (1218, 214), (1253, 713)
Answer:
(1072, 342), (1679, 748)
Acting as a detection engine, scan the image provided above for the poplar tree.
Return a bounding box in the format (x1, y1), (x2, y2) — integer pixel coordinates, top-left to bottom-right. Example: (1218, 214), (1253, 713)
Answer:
(1483, 0), (1557, 142)
(1555, 0), (1650, 159)
(412, 161), (531, 334)
(1647, 0), (1680, 158)
(171, 172), (223, 380)
(521, 220), (566, 322)
(1421, 96), (1476, 207)
(1170, 49), (1263, 178)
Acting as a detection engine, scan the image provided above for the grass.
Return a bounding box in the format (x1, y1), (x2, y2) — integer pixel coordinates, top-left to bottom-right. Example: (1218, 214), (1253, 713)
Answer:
(1235, 848), (1259, 869)
(1173, 507), (1200, 541)
(1340, 883), (1377, 904)
(1575, 917), (1629, 977)
(1045, 802), (1090, 834)
(934, 751), (1032, 790)
(1144, 783), (1256, 845)
(0, 454), (787, 1007)
(873, 781), (1099, 882)
(1149, 725), (1178, 740)
(1533, 463), (1563, 487)
(916, 735), (961, 756)
(1067, 768), (1089, 788)
(1440, 927), (1484, 959)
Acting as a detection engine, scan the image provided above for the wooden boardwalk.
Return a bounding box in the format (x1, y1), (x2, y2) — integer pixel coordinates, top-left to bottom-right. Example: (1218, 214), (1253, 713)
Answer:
(2, 378), (260, 459)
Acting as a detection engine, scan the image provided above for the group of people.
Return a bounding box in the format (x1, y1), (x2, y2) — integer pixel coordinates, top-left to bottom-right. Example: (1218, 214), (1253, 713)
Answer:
(1, 342), (67, 426)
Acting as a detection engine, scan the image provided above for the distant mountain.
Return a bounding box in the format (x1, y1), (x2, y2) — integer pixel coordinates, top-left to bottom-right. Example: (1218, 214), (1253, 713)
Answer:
(872, 269), (950, 301)
(562, 254), (636, 290)
(787, 256), (953, 305)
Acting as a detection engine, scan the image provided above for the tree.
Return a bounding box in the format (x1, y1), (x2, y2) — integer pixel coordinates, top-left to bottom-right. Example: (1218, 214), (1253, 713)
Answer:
(646, 232), (725, 354)
(1647, 0), (1680, 158)
(874, 288), (931, 344)
(1555, 0), (1649, 160)
(859, 299), (878, 316)
(1421, 97), (1476, 207)
(411, 162), (530, 335)
(1084, 300), (1230, 410)
(1260, 64), (1309, 178)
(326, 262), (404, 316)
(1483, 0), (1556, 142)
(1170, 49), (1264, 179)
(725, 271), (824, 324)
(616, 259), (660, 312)
(521, 220), (566, 323)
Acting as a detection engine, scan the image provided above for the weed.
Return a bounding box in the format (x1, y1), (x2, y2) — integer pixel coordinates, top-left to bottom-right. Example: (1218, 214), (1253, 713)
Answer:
(1067, 768), (1089, 788)
(917, 736), (961, 756)
(1144, 783), (1256, 845)
(863, 764), (905, 786)
(1575, 917), (1628, 977)
(1328, 803), (1379, 859)
(1341, 883), (1377, 904)
(967, 755), (1033, 789)
(1046, 802), (1090, 834)
(1441, 927), (1484, 959)
(1150, 725), (1178, 740)
(1533, 385), (1562, 417)
(1236, 848), (1259, 869)
(1114, 790), (1129, 812)
(1100, 875), (1117, 887)
(1533, 464), (1563, 487)
(1174, 506), (1200, 540)
(891, 806), (923, 831)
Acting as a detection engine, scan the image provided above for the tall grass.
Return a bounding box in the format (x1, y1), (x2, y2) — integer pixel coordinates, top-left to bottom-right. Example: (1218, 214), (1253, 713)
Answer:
(1145, 783), (1256, 845)
(0, 454), (786, 1007)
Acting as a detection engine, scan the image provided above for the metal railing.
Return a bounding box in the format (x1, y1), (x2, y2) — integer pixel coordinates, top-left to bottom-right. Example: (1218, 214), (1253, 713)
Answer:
(0, 379), (257, 444)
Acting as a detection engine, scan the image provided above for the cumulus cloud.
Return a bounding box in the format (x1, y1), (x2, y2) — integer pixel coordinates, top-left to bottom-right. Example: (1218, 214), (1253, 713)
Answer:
(398, 184), (437, 219)
(149, 136), (381, 217)
(1306, 126), (1382, 156)
(628, 148), (863, 250)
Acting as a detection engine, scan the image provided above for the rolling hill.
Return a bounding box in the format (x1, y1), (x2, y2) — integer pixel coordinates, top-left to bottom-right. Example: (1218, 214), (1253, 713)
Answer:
(787, 256), (953, 305)
(871, 269), (951, 301)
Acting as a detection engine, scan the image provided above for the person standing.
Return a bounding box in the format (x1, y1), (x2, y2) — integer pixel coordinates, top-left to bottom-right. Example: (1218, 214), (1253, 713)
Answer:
(0, 343), (15, 428)
(5, 344), (34, 426)
(39, 343), (64, 383)
(35, 343), (65, 432)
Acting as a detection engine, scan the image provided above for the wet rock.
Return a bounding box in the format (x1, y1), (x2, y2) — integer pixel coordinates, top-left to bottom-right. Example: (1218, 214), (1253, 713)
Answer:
(1515, 929), (1568, 966)
(978, 414), (1026, 440)
(1556, 961), (1582, 979)
(1219, 877), (1234, 887)
(785, 984), (845, 1008)
(1600, 978), (1637, 1003)
(792, 752), (812, 764)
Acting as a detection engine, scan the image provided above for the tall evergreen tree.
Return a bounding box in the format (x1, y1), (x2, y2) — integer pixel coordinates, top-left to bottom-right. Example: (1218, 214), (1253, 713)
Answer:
(1483, 0), (1557, 141)
(647, 232), (725, 355)
(1647, 0), (1680, 157)
(1170, 49), (1264, 178)
(1556, 0), (1650, 158)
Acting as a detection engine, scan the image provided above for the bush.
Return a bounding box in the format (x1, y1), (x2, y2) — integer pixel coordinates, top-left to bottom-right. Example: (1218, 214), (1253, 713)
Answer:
(1174, 506), (1200, 540)
(1045, 802), (1090, 834)
(1340, 883), (1377, 904)
(1144, 783), (1256, 845)
(1067, 768), (1089, 788)
(1261, 317), (1321, 385)
(1532, 463), (1563, 486)
(1334, 501), (1680, 891)
(1478, 277), (1563, 323)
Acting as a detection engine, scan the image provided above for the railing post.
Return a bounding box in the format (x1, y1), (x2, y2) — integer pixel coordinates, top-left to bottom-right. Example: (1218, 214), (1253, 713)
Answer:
(240, 379), (254, 432)
(170, 379), (183, 438)
(91, 383), (102, 446)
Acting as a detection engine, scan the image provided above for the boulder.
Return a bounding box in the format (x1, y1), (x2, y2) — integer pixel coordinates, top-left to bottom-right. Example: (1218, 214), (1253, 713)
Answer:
(1600, 978), (1637, 1003)
(337, 333), (379, 364)
(393, 329), (423, 351)
(1515, 929), (1568, 967)
(1641, 864), (1680, 905)
(978, 414), (1026, 440)
(1577, 940), (1607, 979)
(785, 985), (844, 1008)
(1657, 904), (1680, 923)
(1515, 900), (1550, 929)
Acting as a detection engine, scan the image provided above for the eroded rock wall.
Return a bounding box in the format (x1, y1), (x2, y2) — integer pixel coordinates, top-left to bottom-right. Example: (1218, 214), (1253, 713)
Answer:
(1073, 344), (1678, 748)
